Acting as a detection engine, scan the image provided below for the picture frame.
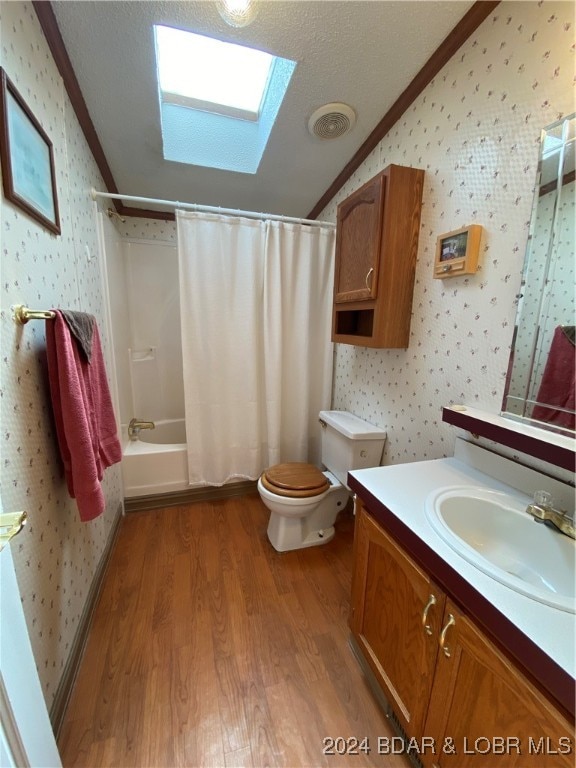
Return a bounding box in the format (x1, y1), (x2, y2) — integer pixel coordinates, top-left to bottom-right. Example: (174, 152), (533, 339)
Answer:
(0, 68), (60, 235)
(433, 224), (482, 279)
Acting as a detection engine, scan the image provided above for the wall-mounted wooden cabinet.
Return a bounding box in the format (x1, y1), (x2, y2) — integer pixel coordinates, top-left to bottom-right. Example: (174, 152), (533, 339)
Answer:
(332, 164), (424, 348)
(350, 501), (573, 767)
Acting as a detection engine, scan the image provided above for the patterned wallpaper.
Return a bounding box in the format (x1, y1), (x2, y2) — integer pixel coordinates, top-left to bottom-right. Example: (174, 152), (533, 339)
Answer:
(0, 2), (123, 709)
(118, 216), (177, 242)
(320, 1), (575, 474)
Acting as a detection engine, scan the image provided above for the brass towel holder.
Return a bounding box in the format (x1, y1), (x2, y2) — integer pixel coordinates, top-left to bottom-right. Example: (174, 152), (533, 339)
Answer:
(12, 304), (56, 325)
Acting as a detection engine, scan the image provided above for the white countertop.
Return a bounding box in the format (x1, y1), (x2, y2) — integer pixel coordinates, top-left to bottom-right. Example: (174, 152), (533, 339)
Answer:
(349, 440), (576, 681)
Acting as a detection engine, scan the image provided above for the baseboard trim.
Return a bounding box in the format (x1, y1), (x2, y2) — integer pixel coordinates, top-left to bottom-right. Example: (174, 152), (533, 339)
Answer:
(124, 480), (259, 512)
(50, 502), (124, 738)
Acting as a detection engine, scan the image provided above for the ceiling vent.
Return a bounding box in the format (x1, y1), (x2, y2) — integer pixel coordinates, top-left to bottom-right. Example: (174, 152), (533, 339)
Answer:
(308, 103), (356, 140)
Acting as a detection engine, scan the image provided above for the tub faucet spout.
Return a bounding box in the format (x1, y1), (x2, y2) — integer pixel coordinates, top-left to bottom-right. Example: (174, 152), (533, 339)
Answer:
(128, 418), (155, 440)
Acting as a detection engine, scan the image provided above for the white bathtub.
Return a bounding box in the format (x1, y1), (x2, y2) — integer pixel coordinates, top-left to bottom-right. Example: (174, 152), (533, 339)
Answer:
(122, 419), (188, 497)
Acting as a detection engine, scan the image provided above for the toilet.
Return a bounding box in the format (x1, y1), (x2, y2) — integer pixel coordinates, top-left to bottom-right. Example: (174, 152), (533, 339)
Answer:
(258, 410), (386, 552)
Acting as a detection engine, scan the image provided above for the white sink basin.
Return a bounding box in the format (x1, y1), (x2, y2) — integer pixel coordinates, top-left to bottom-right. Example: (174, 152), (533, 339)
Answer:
(426, 487), (576, 613)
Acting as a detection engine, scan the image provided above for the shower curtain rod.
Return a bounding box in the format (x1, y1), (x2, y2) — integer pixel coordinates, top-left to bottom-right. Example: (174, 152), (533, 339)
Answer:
(90, 189), (336, 228)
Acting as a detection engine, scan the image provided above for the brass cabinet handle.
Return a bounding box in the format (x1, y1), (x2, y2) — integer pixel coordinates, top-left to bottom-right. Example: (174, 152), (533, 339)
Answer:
(439, 613), (456, 658)
(421, 594), (437, 636)
(365, 267), (374, 290)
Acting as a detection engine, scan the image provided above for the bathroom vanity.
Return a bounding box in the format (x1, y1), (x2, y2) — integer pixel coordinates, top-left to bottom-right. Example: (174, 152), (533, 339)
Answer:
(348, 439), (575, 767)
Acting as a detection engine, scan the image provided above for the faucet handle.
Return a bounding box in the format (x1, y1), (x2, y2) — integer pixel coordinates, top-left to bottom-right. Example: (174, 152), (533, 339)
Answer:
(533, 490), (554, 509)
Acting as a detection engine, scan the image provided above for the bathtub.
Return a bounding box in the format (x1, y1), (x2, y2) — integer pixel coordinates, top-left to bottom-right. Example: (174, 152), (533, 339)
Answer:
(122, 419), (189, 497)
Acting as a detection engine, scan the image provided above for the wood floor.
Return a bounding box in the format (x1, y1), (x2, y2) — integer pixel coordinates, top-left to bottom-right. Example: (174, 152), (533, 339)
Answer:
(58, 494), (408, 768)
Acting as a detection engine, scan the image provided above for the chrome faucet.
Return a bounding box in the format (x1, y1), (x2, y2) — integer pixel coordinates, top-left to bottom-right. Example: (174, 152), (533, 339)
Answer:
(526, 490), (575, 540)
(128, 418), (155, 440)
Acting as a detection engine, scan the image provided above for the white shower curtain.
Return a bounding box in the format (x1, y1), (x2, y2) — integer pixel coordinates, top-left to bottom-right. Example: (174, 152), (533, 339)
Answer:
(177, 210), (335, 486)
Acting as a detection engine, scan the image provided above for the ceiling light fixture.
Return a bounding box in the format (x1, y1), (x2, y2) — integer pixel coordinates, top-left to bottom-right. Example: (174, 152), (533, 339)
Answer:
(216, 0), (258, 28)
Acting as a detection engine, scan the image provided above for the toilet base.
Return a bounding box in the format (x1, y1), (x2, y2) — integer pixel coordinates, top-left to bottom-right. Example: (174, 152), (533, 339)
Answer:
(265, 479), (349, 552)
(267, 515), (336, 552)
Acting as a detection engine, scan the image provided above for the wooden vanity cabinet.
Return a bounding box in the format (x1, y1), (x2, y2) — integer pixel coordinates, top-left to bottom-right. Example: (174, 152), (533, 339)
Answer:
(350, 504), (445, 738)
(423, 598), (574, 767)
(332, 164), (424, 348)
(350, 502), (574, 767)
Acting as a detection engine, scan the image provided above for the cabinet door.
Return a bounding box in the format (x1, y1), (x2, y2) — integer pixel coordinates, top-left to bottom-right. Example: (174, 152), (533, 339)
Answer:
(350, 505), (445, 738)
(423, 599), (574, 768)
(333, 174), (385, 303)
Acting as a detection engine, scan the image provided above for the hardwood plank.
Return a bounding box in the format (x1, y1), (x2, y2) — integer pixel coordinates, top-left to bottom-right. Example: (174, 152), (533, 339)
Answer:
(241, 679), (282, 767)
(58, 497), (409, 767)
(224, 746), (254, 768)
(301, 546), (353, 626)
(57, 719), (96, 767)
(172, 628), (226, 767)
(315, 631), (387, 731)
(208, 573), (235, 660)
(276, 592), (329, 684)
(95, 511), (152, 614)
(221, 568), (266, 689)
(265, 680), (320, 767)
(281, 670), (334, 767)
(214, 653), (252, 754)
(173, 551), (193, 648)
(109, 673), (148, 765)
(141, 666), (176, 767)
(84, 737), (120, 767)
(291, 576), (334, 636)
(311, 675), (406, 768)
(250, 605), (300, 688)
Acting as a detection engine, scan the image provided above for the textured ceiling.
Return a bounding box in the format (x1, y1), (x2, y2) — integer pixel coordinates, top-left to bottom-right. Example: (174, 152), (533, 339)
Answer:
(52, 1), (475, 218)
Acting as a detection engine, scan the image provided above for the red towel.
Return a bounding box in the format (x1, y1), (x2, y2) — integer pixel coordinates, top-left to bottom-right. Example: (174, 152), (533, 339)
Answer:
(46, 311), (122, 521)
(531, 326), (575, 431)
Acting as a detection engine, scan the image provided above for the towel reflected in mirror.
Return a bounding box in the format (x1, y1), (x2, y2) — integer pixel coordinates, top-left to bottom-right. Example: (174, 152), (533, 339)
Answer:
(531, 326), (575, 431)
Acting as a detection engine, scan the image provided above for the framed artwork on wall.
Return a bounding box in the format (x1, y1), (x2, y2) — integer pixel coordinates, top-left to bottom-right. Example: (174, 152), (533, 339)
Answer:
(0, 68), (61, 235)
(434, 224), (482, 279)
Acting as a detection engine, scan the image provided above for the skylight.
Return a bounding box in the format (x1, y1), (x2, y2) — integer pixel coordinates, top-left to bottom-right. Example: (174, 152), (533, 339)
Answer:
(155, 26), (273, 120)
(153, 25), (297, 174)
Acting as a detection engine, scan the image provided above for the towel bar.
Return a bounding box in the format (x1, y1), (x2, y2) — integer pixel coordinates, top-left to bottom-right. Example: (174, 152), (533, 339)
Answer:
(12, 304), (56, 324)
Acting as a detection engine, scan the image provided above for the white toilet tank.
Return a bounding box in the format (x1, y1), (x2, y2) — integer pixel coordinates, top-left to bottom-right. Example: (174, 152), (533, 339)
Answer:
(319, 410), (387, 487)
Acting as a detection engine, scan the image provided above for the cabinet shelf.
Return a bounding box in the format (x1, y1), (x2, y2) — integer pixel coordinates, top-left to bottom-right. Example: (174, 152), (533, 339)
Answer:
(334, 307), (374, 338)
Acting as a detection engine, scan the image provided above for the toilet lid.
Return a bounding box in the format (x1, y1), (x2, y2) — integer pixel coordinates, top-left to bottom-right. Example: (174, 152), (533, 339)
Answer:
(261, 462), (330, 498)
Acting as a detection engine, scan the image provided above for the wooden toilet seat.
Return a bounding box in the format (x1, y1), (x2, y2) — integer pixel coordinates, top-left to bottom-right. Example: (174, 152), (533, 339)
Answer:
(260, 462), (330, 498)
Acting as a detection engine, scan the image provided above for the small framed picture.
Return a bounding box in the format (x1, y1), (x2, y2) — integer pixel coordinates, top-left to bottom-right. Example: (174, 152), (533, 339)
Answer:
(434, 225), (482, 279)
(0, 68), (61, 235)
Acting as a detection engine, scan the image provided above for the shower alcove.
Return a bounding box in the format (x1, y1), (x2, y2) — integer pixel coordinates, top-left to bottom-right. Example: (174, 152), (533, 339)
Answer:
(99, 213), (188, 498)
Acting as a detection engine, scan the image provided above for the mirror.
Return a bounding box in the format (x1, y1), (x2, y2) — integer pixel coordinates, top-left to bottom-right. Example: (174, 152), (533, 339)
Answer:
(502, 113), (575, 435)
